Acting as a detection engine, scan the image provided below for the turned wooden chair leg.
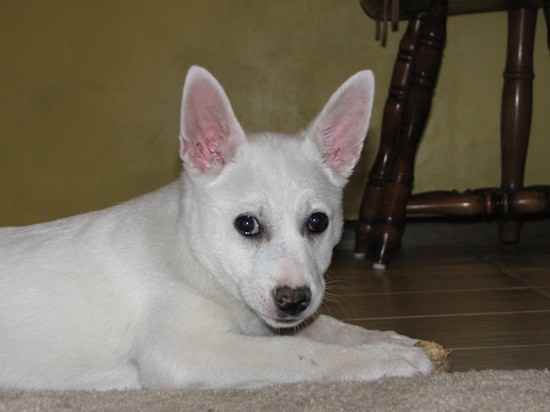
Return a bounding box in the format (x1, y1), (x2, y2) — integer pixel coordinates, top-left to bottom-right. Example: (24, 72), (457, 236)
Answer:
(356, 0), (447, 268)
(499, 4), (538, 244)
(355, 16), (423, 259)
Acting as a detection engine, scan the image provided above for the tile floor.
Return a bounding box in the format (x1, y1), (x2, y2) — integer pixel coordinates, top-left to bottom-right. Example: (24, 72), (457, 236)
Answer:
(323, 220), (550, 371)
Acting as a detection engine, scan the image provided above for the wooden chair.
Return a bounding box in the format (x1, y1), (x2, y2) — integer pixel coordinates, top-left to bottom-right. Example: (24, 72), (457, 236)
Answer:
(355, 0), (550, 269)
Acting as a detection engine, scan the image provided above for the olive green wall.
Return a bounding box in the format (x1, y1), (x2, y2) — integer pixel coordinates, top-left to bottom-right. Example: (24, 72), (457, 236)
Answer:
(1, 1), (548, 225)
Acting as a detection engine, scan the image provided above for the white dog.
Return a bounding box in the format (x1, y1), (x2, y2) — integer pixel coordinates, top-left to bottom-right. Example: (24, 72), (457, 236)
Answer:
(0, 66), (432, 390)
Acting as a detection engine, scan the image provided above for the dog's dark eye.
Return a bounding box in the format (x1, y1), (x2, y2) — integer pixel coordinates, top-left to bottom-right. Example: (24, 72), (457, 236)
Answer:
(306, 212), (329, 234)
(234, 214), (261, 237)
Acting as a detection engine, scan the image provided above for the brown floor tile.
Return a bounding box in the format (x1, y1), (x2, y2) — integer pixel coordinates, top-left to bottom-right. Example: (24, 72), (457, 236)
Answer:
(503, 270), (550, 289)
(347, 312), (550, 349)
(322, 289), (550, 320)
(327, 260), (525, 295)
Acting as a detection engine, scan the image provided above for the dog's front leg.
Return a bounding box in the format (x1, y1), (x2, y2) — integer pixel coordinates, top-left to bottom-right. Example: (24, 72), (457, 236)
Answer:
(297, 314), (418, 347)
(137, 330), (431, 389)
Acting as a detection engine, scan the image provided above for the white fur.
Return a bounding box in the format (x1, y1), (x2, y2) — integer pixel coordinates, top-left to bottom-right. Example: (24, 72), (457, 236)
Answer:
(0, 66), (432, 390)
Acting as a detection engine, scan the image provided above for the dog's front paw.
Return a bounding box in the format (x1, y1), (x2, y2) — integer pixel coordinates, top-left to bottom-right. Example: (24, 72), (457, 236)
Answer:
(349, 342), (433, 381)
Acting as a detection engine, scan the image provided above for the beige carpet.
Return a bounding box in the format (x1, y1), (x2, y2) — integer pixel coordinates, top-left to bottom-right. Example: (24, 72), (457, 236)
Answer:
(1, 369), (549, 412)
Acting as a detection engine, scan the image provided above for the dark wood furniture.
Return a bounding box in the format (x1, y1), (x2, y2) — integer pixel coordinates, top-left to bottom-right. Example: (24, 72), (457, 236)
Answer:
(356, 0), (550, 268)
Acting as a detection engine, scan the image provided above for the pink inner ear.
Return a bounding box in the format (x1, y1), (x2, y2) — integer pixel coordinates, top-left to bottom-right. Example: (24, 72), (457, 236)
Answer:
(319, 94), (367, 176)
(181, 74), (240, 173)
(321, 113), (362, 173)
(312, 71), (373, 179)
(185, 126), (227, 172)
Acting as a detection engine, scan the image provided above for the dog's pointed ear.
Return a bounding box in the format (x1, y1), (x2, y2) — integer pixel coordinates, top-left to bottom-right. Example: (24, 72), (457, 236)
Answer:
(179, 66), (246, 175)
(306, 70), (374, 186)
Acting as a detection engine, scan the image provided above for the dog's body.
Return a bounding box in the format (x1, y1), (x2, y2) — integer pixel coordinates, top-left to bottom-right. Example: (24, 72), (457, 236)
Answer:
(0, 67), (432, 390)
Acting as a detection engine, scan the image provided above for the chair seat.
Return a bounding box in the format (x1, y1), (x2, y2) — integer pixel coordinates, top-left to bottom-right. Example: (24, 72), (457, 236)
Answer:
(360, 0), (544, 21)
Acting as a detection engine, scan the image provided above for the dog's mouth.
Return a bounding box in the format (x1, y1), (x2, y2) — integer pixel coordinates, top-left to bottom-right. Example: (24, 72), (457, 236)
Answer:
(263, 315), (307, 330)
(259, 312), (306, 329)
(260, 308), (320, 330)
(262, 311), (321, 333)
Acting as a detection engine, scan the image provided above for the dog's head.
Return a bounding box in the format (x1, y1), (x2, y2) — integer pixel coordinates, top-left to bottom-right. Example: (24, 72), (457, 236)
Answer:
(178, 66), (374, 329)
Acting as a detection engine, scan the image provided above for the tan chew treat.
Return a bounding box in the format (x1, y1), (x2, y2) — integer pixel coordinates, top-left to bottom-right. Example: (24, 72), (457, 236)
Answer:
(415, 340), (451, 373)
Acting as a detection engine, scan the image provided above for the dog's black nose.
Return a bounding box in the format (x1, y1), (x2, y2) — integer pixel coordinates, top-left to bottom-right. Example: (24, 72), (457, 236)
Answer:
(273, 286), (312, 316)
